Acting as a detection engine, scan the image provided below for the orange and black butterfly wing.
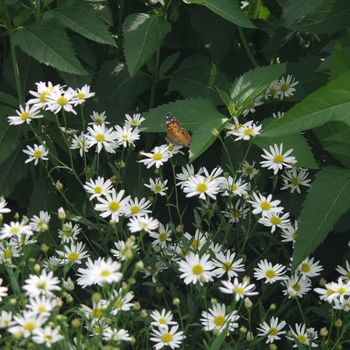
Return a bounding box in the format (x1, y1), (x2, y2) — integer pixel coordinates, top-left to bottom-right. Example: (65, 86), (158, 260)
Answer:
(166, 112), (191, 147)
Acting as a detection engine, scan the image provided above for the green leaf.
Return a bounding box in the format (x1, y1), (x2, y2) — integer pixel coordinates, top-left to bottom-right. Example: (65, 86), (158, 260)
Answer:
(262, 71), (350, 137)
(44, 1), (116, 46)
(216, 88), (235, 116)
(292, 166), (350, 270)
(330, 42), (350, 80)
(230, 63), (287, 109)
(142, 98), (228, 162)
(0, 92), (19, 108)
(123, 13), (171, 77)
(93, 60), (150, 108)
(13, 18), (87, 75)
(188, 6), (236, 64)
(159, 52), (180, 76)
(183, 0), (256, 29)
(286, 0), (350, 35)
(0, 118), (21, 164)
(168, 54), (230, 105)
(281, 0), (323, 25)
(0, 146), (28, 197)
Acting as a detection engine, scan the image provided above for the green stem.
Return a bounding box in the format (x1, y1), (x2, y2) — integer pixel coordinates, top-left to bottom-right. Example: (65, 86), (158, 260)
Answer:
(238, 26), (258, 68)
(149, 48), (161, 109)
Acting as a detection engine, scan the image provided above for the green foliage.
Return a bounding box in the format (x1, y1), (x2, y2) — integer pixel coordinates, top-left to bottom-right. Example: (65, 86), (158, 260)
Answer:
(2, 0), (350, 348)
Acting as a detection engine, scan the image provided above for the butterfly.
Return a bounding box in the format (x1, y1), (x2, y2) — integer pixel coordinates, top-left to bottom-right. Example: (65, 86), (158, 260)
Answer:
(165, 112), (191, 148)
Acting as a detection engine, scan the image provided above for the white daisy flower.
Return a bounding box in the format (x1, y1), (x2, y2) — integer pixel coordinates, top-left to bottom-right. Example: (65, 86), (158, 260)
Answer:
(257, 316), (286, 343)
(8, 103), (44, 125)
(254, 259), (287, 284)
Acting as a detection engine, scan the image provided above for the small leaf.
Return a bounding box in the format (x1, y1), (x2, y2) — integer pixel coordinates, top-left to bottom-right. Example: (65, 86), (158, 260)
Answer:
(330, 42), (350, 80)
(44, 1), (116, 47)
(0, 92), (19, 108)
(286, 0), (350, 35)
(183, 0), (256, 29)
(292, 166), (350, 270)
(13, 18), (87, 75)
(168, 54), (229, 105)
(230, 63), (287, 109)
(282, 0), (323, 25)
(262, 71), (350, 137)
(123, 14), (171, 77)
(159, 52), (180, 76)
(0, 118), (22, 164)
(93, 60), (150, 108)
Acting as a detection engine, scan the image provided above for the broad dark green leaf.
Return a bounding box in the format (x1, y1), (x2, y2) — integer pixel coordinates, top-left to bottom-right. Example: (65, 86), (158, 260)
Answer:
(262, 71), (350, 137)
(0, 146), (28, 197)
(230, 63), (287, 109)
(286, 0), (350, 35)
(13, 18), (87, 75)
(44, 1), (116, 46)
(159, 52), (180, 76)
(330, 42), (350, 80)
(123, 13), (171, 77)
(282, 0), (323, 25)
(0, 92), (19, 108)
(168, 54), (230, 105)
(183, 0), (256, 29)
(0, 117), (21, 164)
(188, 6), (236, 64)
(93, 60), (150, 109)
(292, 167), (350, 270)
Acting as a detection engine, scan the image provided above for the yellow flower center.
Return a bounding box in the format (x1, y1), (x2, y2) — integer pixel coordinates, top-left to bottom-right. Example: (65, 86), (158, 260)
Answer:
(3, 249), (11, 259)
(40, 91), (49, 103)
(96, 134), (105, 142)
(338, 286), (347, 294)
(231, 209), (241, 218)
(10, 227), (20, 234)
(57, 96), (67, 106)
(301, 263), (310, 273)
(154, 185), (162, 192)
(37, 281), (47, 290)
(33, 150), (43, 159)
(214, 315), (226, 327)
(270, 216), (281, 225)
(245, 167), (253, 174)
(95, 118), (103, 125)
(24, 321), (36, 332)
(265, 269), (276, 278)
(273, 155), (284, 164)
(245, 101), (254, 109)
(191, 239), (200, 248)
(327, 289), (335, 296)
(153, 153), (163, 160)
(270, 88), (277, 95)
(130, 206), (141, 214)
(291, 177), (299, 186)
(159, 233), (167, 242)
(67, 252), (79, 262)
(244, 128), (253, 135)
(292, 232), (298, 240)
(21, 111), (30, 121)
(192, 264), (204, 275)
(269, 327), (278, 336)
(94, 186), (103, 194)
(109, 201), (120, 212)
(159, 318), (166, 325)
(38, 306), (47, 313)
(222, 262), (232, 271)
(260, 201), (271, 211)
(161, 333), (173, 343)
(230, 184), (238, 191)
(297, 334), (307, 343)
(197, 183), (208, 193)
(114, 300), (123, 309)
(293, 283), (301, 292)
(92, 308), (103, 318)
(280, 83), (290, 92)
(76, 92), (85, 99)
(100, 269), (111, 277)
(236, 286), (245, 295)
